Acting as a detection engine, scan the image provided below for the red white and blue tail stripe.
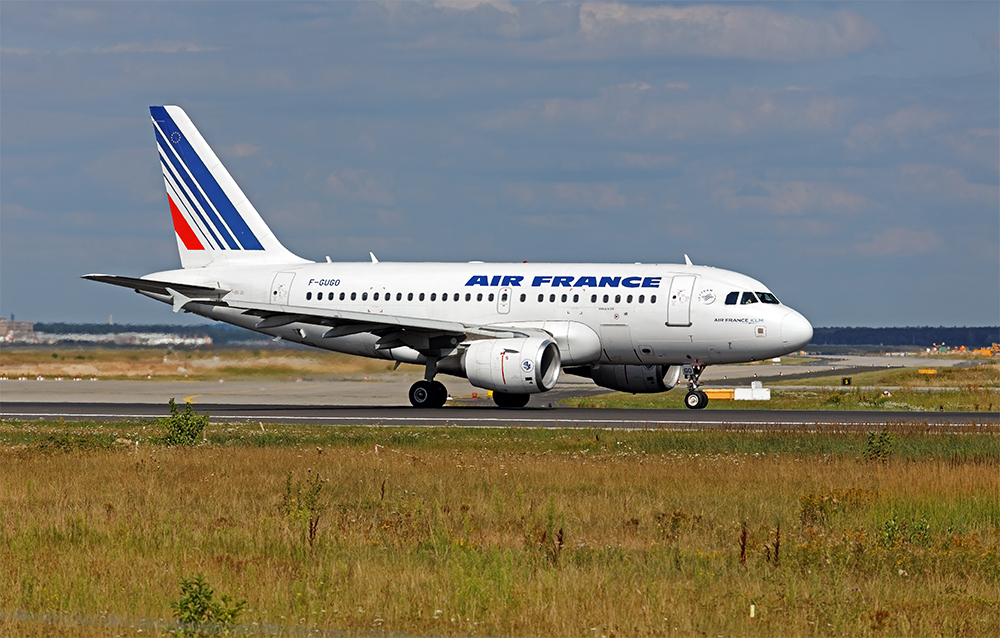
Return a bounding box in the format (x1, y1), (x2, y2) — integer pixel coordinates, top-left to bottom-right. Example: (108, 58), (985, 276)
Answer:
(150, 105), (308, 268)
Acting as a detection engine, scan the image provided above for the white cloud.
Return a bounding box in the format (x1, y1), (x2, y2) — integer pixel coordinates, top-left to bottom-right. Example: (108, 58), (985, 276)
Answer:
(855, 227), (940, 257)
(896, 164), (998, 204)
(92, 41), (219, 54)
(326, 169), (395, 206)
(577, 3), (883, 60)
(433, 1), (517, 15)
(847, 106), (951, 153)
(716, 180), (868, 215)
(504, 181), (626, 210)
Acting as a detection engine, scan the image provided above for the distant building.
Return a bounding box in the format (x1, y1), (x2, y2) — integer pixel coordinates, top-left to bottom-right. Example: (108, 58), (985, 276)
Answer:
(0, 318), (35, 342)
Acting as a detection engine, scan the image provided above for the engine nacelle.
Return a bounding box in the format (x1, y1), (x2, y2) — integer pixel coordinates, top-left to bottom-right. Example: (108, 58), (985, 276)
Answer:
(462, 337), (561, 394)
(588, 364), (682, 393)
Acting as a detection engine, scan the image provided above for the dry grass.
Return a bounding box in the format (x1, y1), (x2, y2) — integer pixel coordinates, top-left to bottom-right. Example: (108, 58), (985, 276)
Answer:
(1, 424), (997, 637)
(0, 347), (398, 381)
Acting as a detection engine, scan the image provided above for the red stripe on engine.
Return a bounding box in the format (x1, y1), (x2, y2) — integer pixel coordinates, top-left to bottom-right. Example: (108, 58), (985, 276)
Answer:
(169, 195), (205, 250)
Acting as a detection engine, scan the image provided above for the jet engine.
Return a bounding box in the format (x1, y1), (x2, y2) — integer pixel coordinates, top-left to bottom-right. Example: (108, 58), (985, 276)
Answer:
(576, 363), (682, 394)
(447, 336), (561, 394)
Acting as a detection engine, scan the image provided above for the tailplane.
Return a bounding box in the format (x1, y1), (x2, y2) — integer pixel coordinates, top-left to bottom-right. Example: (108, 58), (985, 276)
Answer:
(150, 105), (310, 268)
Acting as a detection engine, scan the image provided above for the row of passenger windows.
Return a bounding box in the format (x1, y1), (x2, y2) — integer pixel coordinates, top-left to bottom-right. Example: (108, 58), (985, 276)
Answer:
(725, 291), (780, 305)
(303, 291), (657, 305)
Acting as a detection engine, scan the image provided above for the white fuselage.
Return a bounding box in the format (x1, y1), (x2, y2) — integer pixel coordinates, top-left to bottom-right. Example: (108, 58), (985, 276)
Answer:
(142, 261), (813, 369)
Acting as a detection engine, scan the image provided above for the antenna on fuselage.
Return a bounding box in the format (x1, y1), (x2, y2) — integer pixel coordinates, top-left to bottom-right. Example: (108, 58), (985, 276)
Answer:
(684, 254), (693, 266)
(370, 252), (379, 263)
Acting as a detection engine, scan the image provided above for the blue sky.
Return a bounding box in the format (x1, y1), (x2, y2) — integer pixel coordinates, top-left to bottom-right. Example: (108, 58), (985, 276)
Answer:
(2, 1), (997, 327)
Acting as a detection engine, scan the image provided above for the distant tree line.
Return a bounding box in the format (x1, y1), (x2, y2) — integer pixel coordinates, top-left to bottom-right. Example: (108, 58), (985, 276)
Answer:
(34, 323), (270, 344)
(811, 327), (998, 348)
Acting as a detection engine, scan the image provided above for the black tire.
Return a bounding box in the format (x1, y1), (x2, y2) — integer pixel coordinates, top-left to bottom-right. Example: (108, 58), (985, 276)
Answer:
(493, 391), (530, 408)
(409, 380), (437, 408)
(684, 390), (709, 410)
(430, 380), (448, 408)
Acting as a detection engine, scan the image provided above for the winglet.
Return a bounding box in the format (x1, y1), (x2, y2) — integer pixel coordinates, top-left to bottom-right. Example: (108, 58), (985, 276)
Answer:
(684, 254), (693, 266)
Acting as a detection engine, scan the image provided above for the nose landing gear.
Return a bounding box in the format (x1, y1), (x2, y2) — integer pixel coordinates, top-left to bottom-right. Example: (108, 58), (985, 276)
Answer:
(682, 363), (709, 410)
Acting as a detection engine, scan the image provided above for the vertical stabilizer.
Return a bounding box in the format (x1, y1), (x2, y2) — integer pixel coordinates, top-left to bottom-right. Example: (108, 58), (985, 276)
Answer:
(150, 105), (310, 268)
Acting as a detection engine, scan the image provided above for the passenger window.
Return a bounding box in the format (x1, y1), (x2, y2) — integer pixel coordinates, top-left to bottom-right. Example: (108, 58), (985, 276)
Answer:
(549, 294), (556, 303)
(638, 295), (644, 303)
(757, 292), (780, 304)
(477, 293), (483, 302)
(408, 292), (413, 301)
(318, 292), (324, 301)
(725, 292), (739, 305)
(501, 293), (508, 301)
(455, 293), (460, 302)
(340, 292), (345, 301)
(650, 295), (657, 304)
(603, 294), (609, 303)
(373, 292), (379, 301)
(351, 292), (357, 301)
(442, 293), (448, 301)
(362, 292), (368, 301)
(741, 292), (759, 304)
(430, 293), (437, 301)
(419, 293), (425, 301)
(573, 294), (579, 303)
(538, 294), (544, 302)
(615, 294), (621, 303)
(488, 293), (494, 302)
(561, 294), (567, 303)
(591, 294), (597, 303)
(519, 293), (526, 302)
(306, 292), (312, 301)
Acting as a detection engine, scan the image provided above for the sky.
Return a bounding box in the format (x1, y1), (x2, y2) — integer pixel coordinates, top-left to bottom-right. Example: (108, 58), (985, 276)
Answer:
(1, 1), (997, 328)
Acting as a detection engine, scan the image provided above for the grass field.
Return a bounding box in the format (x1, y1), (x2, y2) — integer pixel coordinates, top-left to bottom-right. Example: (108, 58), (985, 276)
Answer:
(1, 419), (997, 637)
(0, 347), (399, 381)
(566, 363), (998, 412)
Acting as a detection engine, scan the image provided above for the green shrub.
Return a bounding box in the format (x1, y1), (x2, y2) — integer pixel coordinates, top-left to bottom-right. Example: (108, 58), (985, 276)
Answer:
(159, 398), (209, 446)
(864, 430), (894, 463)
(171, 574), (246, 636)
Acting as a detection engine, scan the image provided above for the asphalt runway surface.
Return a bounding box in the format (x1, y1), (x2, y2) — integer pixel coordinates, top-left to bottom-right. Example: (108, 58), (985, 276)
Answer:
(3, 401), (996, 430)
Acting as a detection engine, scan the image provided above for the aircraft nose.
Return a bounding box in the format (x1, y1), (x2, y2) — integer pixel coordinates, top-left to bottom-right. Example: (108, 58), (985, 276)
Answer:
(781, 310), (813, 351)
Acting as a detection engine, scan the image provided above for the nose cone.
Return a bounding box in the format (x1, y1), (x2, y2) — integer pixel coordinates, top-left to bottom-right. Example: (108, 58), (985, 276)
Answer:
(781, 310), (813, 352)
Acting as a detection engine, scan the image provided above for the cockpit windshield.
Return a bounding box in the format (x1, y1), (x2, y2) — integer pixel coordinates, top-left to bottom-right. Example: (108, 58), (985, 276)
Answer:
(756, 292), (780, 304)
(740, 292), (758, 304)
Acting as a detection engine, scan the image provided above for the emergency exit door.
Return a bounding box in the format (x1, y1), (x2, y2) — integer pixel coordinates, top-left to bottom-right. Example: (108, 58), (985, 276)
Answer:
(666, 275), (695, 326)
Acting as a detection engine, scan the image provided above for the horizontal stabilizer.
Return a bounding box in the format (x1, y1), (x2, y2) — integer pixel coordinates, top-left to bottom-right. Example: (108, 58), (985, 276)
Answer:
(82, 274), (229, 299)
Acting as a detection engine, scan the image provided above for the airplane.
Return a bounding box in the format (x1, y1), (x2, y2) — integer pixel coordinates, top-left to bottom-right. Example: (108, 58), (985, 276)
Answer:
(85, 105), (813, 409)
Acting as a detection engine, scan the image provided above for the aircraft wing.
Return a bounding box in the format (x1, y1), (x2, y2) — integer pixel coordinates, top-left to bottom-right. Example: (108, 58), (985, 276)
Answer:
(231, 299), (536, 342)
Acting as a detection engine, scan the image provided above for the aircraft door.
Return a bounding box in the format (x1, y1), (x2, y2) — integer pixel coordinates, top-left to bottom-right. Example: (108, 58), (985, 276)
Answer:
(496, 287), (511, 314)
(270, 272), (296, 307)
(666, 275), (695, 327)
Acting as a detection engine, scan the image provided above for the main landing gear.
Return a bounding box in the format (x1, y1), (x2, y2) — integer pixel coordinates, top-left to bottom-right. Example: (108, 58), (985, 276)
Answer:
(409, 358), (448, 408)
(408, 379), (448, 408)
(683, 363), (709, 410)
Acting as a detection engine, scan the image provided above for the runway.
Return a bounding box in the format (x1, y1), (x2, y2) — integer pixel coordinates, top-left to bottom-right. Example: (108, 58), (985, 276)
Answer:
(2, 401), (995, 430)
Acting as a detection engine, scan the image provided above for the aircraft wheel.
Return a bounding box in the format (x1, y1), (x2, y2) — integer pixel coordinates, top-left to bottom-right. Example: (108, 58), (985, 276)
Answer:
(684, 390), (709, 410)
(493, 391), (530, 408)
(430, 380), (448, 408)
(409, 380), (438, 408)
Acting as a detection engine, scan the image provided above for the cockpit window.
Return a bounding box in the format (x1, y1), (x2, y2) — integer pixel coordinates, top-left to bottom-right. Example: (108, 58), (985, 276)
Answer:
(756, 291), (780, 304)
(725, 292), (739, 305)
(740, 292), (759, 304)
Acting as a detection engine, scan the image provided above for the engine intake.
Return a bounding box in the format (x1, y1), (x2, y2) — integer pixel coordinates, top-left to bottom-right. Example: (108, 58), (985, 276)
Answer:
(581, 364), (681, 394)
(459, 337), (561, 394)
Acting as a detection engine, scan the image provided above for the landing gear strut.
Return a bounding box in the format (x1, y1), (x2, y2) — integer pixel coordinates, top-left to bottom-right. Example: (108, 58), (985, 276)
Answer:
(408, 359), (448, 408)
(682, 363), (709, 410)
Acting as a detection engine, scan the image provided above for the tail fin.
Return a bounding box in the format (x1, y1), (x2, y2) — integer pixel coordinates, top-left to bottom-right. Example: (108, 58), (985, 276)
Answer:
(150, 105), (310, 268)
